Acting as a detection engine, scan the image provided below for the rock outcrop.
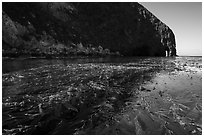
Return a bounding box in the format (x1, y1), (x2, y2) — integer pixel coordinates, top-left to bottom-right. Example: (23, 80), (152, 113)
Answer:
(2, 2), (176, 57)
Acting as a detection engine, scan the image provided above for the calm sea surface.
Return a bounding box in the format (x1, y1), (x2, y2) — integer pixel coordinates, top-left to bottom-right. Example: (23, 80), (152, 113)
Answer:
(2, 56), (202, 135)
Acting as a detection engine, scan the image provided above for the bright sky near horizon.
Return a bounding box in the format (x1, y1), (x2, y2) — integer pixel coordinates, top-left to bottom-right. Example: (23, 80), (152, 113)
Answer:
(140, 2), (202, 56)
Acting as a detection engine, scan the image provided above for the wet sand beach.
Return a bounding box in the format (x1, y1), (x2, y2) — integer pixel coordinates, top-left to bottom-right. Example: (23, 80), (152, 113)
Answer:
(2, 56), (202, 135)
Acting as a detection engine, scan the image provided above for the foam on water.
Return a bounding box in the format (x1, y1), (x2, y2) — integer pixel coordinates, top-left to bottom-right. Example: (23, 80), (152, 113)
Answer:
(2, 57), (202, 135)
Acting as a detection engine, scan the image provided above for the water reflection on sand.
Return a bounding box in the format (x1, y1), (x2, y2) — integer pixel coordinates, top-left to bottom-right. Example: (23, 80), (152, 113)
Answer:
(2, 57), (202, 135)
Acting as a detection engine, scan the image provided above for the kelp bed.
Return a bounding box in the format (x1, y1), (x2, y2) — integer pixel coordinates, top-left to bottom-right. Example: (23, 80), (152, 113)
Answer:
(2, 57), (202, 135)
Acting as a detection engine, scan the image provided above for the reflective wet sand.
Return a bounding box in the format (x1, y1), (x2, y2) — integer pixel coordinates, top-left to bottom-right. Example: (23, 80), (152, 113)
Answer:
(2, 57), (202, 134)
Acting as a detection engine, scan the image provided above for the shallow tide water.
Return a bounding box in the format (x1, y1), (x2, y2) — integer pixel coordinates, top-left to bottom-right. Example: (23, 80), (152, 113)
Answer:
(2, 56), (202, 135)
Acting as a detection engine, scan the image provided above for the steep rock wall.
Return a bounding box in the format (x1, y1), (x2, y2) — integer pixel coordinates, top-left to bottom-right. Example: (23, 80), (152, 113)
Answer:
(2, 2), (176, 57)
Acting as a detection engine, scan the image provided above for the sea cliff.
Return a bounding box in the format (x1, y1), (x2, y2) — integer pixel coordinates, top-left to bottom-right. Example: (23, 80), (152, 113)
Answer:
(2, 2), (176, 57)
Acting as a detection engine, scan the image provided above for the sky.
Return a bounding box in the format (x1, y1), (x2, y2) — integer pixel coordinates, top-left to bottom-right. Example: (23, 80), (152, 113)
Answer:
(140, 2), (202, 56)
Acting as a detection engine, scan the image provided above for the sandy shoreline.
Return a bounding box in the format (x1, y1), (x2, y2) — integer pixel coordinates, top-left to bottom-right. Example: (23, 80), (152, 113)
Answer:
(2, 57), (202, 135)
(72, 57), (202, 135)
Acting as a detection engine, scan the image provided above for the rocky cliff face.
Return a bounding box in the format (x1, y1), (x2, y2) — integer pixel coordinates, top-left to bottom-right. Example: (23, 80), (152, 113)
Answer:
(2, 2), (176, 57)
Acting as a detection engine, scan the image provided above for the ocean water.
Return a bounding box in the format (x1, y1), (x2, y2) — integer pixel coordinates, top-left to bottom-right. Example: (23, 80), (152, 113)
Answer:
(2, 56), (202, 135)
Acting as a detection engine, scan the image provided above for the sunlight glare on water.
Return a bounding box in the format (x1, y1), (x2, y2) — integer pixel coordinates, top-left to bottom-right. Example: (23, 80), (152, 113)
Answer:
(2, 57), (202, 135)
